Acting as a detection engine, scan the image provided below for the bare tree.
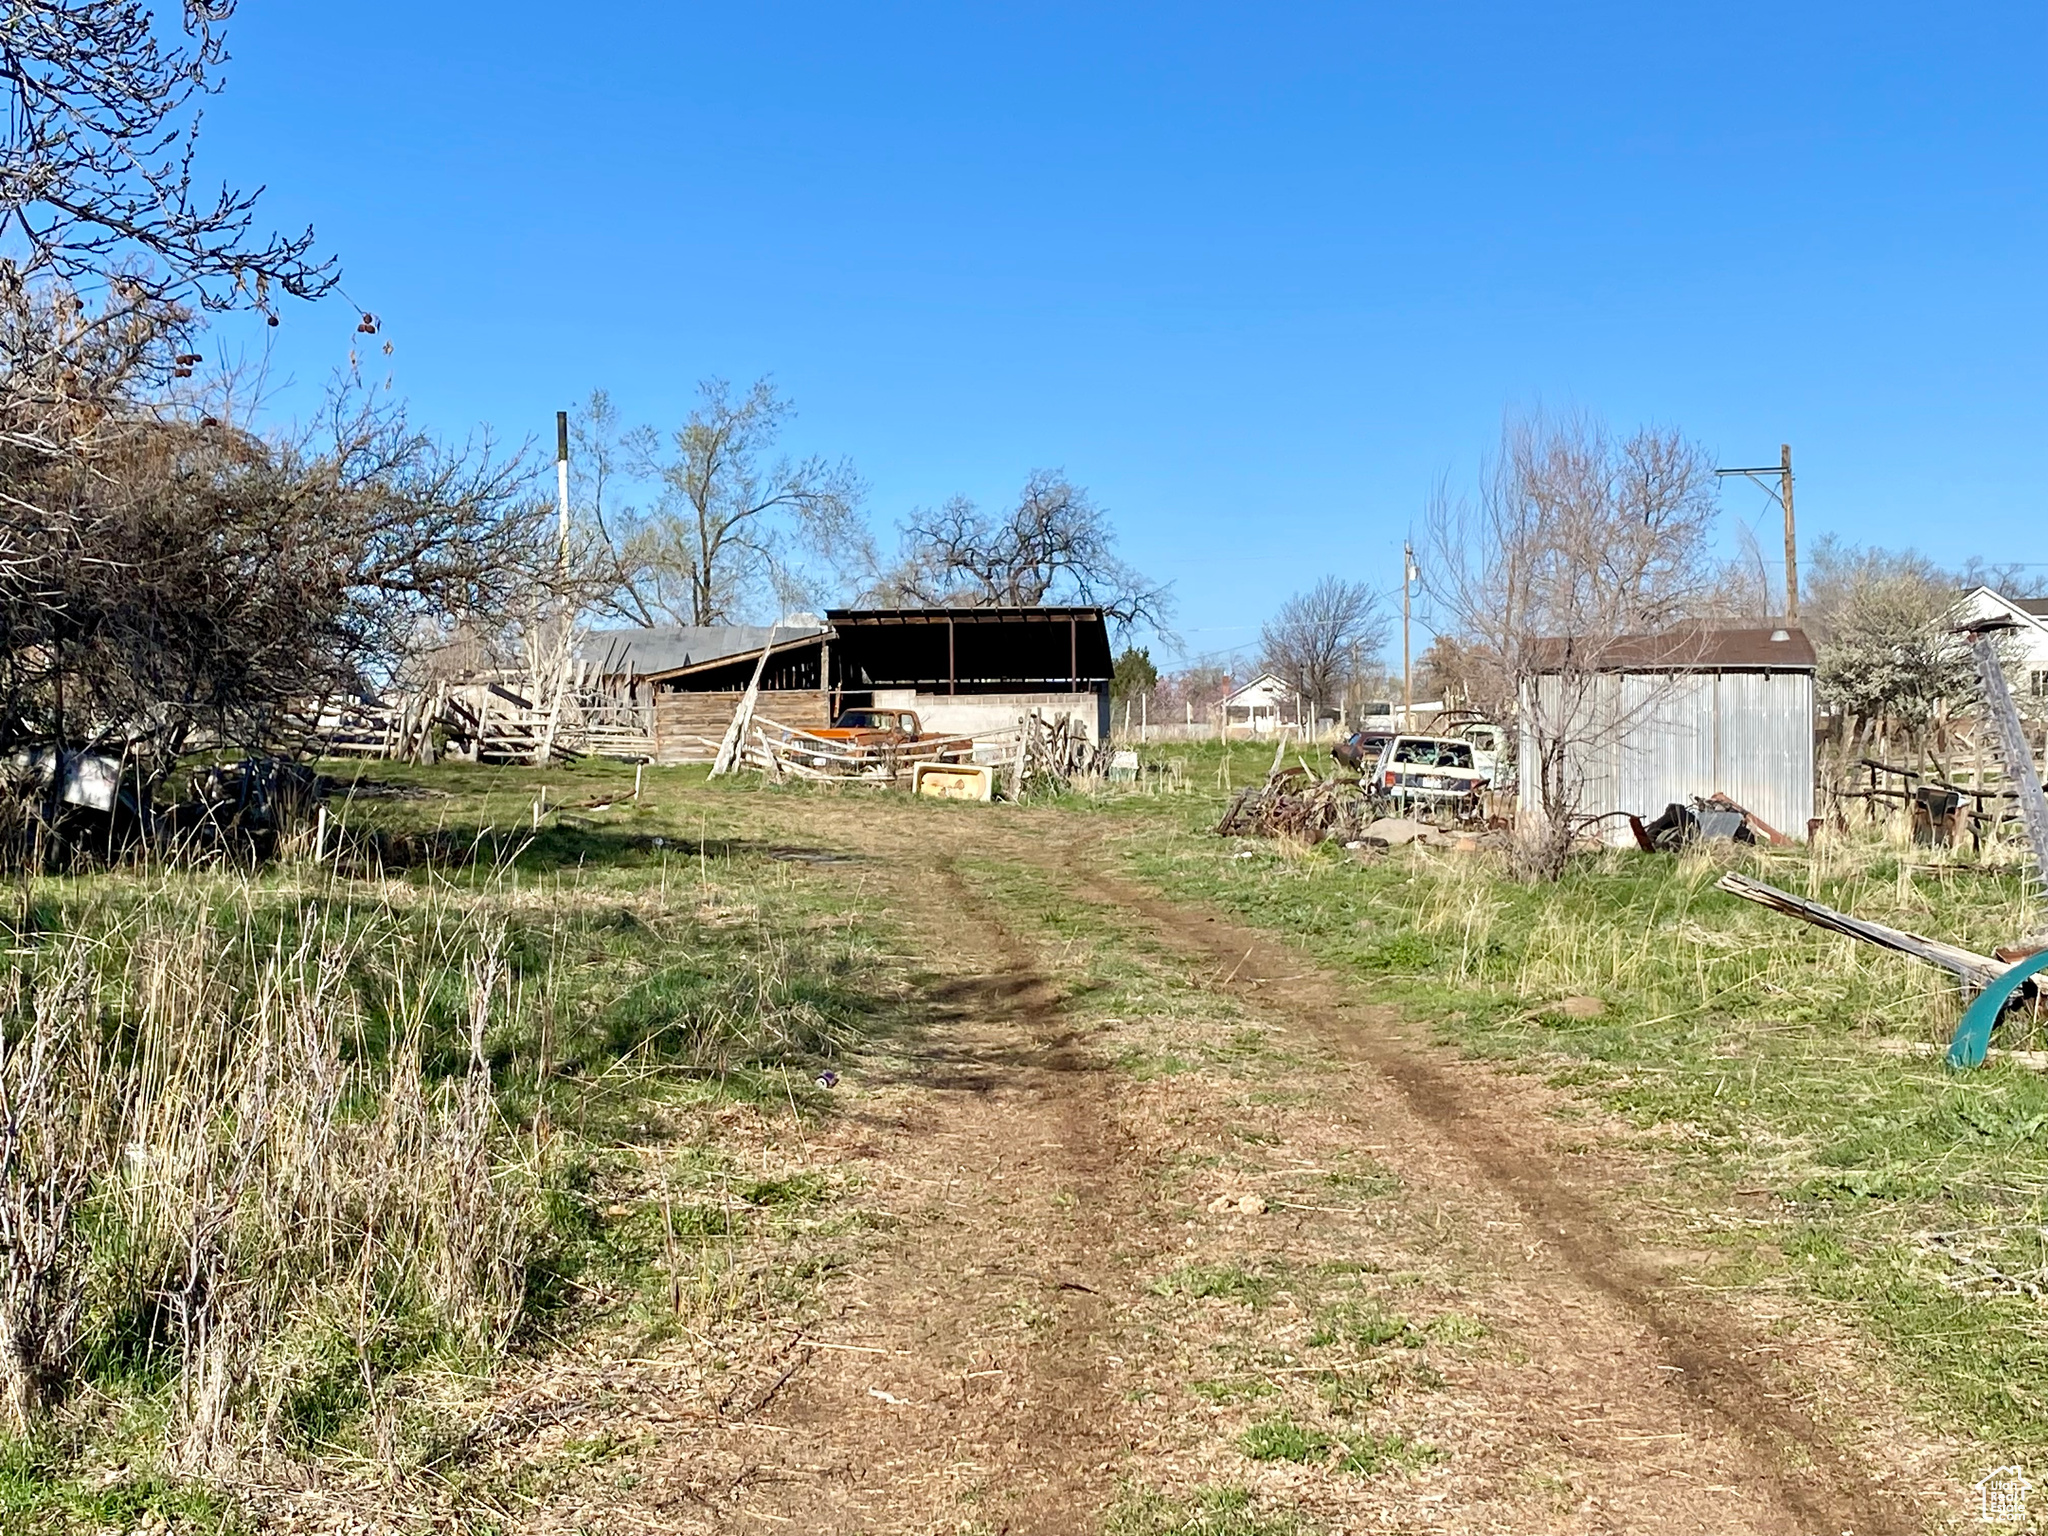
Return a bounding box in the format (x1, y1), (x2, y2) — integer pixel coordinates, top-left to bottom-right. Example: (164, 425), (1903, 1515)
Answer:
(0, 5), (568, 865)
(0, 1), (338, 384)
(1154, 663), (1236, 725)
(1, 2), (334, 303)
(567, 389), (651, 573)
(1426, 412), (1721, 878)
(1801, 536), (2023, 761)
(585, 379), (866, 626)
(0, 374), (545, 761)
(1259, 577), (1388, 719)
(869, 470), (1171, 631)
(1414, 634), (1498, 712)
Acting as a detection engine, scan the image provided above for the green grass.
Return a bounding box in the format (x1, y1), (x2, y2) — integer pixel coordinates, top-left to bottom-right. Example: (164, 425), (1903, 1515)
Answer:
(1093, 741), (2048, 1465)
(1307, 1299), (1420, 1350)
(0, 1437), (241, 1535)
(1238, 1415), (1334, 1463)
(1191, 1377), (1278, 1403)
(1106, 1483), (1309, 1536)
(1237, 1414), (1438, 1479)
(1149, 1263), (1278, 1307)
(1334, 1429), (1441, 1476)
(0, 758), (908, 1524)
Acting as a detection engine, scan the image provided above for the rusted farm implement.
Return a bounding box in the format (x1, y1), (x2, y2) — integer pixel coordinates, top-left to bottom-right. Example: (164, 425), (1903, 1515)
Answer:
(1720, 620), (2048, 1068)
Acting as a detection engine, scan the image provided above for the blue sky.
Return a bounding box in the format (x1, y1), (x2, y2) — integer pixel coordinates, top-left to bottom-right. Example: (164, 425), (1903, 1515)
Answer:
(200, 2), (2045, 662)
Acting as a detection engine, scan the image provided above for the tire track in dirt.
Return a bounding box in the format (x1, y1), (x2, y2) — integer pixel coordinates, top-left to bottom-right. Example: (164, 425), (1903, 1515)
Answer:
(697, 850), (1146, 1534)
(1024, 830), (1929, 1536)
(550, 796), (1944, 1535)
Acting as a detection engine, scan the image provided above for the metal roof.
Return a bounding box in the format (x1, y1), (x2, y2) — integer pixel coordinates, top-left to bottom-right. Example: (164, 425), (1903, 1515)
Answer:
(580, 624), (826, 677)
(1527, 625), (1816, 674)
(825, 605), (1108, 625)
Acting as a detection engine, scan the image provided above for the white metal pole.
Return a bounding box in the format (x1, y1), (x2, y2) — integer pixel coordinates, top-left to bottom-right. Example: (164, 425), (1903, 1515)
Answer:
(556, 411), (571, 571)
(1402, 543), (1418, 732)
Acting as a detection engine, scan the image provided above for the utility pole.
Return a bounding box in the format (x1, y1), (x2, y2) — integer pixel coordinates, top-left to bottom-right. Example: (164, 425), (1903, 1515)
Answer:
(1401, 542), (1416, 730)
(1778, 442), (1797, 625)
(534, 410), (573, 771)
(1715, 444), (1798, 624)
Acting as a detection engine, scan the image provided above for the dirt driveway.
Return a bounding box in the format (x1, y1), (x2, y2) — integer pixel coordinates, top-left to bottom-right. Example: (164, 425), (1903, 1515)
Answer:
(508, 796), (1961, 1536)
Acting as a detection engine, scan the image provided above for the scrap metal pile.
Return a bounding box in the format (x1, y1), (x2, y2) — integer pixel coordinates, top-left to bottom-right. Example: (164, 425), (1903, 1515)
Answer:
(1216, 765), (1373, 843)
(1626, 792), (1791, 851)
(5, 748), (332, 870)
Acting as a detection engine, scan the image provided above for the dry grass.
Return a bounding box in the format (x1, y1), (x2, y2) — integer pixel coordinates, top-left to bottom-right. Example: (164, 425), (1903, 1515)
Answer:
(1, 881), (542, 1468)
(1, 764), (898, 1527)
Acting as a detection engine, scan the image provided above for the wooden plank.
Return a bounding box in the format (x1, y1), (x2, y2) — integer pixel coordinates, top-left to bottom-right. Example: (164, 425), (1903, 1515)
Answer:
(1715, 871), (2009, 990)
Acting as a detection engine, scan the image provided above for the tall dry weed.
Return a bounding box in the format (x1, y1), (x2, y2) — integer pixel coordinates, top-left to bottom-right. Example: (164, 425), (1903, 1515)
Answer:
(0, 953), (115, 1435)
(0, 883), (543, 1467)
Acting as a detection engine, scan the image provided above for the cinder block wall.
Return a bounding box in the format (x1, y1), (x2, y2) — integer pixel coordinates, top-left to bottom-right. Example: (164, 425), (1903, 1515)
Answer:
(872, 689), (1111, 743)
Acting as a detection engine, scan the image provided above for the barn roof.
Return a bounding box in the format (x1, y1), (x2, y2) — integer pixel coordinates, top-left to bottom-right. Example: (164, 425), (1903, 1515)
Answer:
(581, 624), (826, 678)
(1527, 624), (1816, 674)
(825, 606), (1114, 687)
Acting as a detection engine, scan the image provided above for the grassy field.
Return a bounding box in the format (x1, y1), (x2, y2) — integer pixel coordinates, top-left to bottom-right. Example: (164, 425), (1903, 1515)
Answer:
(5, 744), (2045, 1529)
(1097, 740), (2048, 1466)
(1, 758), (905, 1533)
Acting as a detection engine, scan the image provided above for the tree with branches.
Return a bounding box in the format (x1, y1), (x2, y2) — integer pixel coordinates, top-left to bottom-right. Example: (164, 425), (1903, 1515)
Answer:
(1426, 412), (1723, 879)
(1800, 536), (2035, 766)
(0, 1), (339, 372)
(580, 378), (866, 626)
(0, 3), (560, 864)
(869, 470), (1171, 632)
(1259, 577), (1388, 721)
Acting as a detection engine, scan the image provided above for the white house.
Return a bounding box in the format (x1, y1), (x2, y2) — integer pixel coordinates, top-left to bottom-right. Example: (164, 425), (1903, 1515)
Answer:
(1958, 586), (2048, 704)
(1220, 673), (1302, 736)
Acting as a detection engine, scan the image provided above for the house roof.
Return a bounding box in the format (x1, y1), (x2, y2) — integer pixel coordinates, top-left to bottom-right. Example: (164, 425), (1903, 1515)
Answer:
(1222, 672), (1296, 703)
(1526, 624), (1817, 674)
(1958, 586), (2048, 628)
(581, 624), (826, 678)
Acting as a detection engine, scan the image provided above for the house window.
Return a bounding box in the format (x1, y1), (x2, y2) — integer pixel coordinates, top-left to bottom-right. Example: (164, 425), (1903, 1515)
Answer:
(2033, 670), (2048, 699)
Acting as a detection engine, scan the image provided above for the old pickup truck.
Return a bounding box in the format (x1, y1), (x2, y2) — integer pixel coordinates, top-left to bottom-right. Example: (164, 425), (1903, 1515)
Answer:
(813, 708), (930, 746)
(798, 708), (973, 769)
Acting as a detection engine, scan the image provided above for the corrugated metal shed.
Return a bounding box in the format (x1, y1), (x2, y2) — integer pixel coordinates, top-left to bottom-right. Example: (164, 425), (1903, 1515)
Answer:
(1519, 628), (1816, 844)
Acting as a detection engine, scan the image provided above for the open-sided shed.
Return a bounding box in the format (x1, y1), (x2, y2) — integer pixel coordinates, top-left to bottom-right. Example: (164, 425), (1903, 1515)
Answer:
(825, 605), (1112, 743)
(589, 607), (1115, 763)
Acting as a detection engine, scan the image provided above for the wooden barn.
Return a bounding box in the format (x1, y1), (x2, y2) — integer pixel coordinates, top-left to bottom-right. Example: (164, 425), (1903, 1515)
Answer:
(586, 607), (1114, 764)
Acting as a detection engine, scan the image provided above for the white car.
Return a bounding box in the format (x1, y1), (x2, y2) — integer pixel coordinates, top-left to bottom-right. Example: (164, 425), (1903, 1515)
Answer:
(1371, 735), (1489, 812)
(1455, 721), (1507, 787)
